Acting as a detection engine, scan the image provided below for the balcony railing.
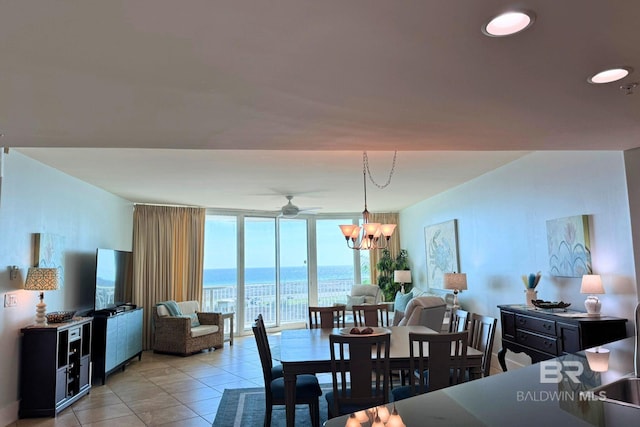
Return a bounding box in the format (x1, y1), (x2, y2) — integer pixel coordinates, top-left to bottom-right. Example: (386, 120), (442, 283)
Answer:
(202, 280), (353, 330)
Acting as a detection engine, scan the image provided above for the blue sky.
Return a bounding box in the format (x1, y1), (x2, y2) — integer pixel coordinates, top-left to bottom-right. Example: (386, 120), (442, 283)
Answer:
(204, 216), (355, 268)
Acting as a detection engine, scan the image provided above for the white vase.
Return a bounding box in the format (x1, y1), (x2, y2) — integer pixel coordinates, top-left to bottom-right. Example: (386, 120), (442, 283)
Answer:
(526, 289), (537, 306)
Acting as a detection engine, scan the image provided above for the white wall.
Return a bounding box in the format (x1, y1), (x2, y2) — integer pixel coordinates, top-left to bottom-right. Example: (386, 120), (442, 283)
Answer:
(624, 147), (640, 302)
(0, 151), (133, 425)
(400, 151), (639, 368)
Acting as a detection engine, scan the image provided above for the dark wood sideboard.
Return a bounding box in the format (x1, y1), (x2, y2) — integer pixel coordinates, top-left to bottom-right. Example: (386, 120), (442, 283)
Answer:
(497, 304), (627, 371)
(19, 317), (92, 417)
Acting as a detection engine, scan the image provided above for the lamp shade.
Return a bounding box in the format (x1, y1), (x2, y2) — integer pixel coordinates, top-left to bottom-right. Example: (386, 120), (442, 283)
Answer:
(585, 347), (610, 372)
(443, 273), (467, 291)
(24, 267), (59, 291)
(394, 270), (412, 284)
(580, 274), (604, 294)
(379, 223), (397, 237)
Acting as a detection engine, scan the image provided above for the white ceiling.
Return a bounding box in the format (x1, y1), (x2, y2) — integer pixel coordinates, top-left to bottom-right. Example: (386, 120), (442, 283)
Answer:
(2, 1), (639, 212)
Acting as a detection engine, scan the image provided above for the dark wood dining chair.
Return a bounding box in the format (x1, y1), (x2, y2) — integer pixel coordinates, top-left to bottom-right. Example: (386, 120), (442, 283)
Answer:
(352, 304), (391, 327)
(391, 331), (468, 402)
(449, 308), (470, 333)
(326, 332), (391, 418)
(467, 313), (497, 377)
(252, 314), (322, 427)
(308, 306), (346, 329)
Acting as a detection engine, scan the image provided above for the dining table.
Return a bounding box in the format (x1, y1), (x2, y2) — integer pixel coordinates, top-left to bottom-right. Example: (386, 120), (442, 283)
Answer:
(279, 325), (484, 427)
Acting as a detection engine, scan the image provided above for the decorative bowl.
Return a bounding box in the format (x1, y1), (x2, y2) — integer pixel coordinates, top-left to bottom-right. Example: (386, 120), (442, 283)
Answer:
(46, 310), (76, 323)
(531, 300), (571, 310)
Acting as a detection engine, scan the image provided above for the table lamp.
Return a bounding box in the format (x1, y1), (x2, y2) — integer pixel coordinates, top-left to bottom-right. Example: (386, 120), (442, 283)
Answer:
(443, 273), (467, 308)
(393, 270), (412, 294)
(24, 267), (59, 325)
(580, 274), (604, 316)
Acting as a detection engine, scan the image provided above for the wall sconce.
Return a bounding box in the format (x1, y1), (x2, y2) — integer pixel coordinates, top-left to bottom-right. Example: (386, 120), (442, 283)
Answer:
(9, 265), (19, 280)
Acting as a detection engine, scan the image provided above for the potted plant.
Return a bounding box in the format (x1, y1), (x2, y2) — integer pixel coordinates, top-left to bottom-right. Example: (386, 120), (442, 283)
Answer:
(376, 249), (410, 301)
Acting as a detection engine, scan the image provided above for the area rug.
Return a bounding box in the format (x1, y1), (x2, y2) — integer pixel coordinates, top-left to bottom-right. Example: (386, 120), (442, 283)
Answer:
(212, 385), (332, 427)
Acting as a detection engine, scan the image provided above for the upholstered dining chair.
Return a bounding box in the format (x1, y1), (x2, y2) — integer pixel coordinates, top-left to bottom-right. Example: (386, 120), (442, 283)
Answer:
(391, 331), (469, 402)
(252, 314), (322, 427)
(449, 308), (470, 333)
(467, 313), (497, 378)
(352, 304), (391, 327)
(326, 332), (391, 418)
(308, 306), (346, 329)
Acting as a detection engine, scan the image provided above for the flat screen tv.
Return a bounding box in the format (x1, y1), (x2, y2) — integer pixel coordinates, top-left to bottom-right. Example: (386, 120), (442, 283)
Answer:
(94, 248), (133, 312)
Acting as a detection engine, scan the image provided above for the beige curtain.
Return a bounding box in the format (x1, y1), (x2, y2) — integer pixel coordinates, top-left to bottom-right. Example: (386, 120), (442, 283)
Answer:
(368, 212), (400, 285)
(132, 204), (205, 350)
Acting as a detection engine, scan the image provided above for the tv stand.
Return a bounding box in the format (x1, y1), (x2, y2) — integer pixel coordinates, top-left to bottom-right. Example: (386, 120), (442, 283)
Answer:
(93, 308), (117, 316)
(92, 307), (143, 384)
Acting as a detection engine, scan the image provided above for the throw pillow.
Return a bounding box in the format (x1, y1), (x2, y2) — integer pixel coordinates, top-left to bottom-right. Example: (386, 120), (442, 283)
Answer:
(363, 296), (377, 305)
(346, 295), (366, 310)
(392, 310), (405, 327)
(180, 313), (201, 327)
(157, 300), (182, 316)
(394, 291), (413, 313)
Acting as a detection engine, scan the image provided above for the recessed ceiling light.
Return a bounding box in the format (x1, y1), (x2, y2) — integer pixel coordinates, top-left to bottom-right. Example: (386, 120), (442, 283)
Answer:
(482, 11), (535, 37)
(588, 67), (632, 84)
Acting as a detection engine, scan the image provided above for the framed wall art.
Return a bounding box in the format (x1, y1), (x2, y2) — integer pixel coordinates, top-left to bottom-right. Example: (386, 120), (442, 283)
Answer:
(546, 215), (592, 277)
(424, 219), (459, 288)
(34, 233), (65, 288)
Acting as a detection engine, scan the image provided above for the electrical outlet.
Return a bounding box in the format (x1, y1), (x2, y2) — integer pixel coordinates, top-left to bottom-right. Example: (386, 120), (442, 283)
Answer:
(4, 293), (17, 307)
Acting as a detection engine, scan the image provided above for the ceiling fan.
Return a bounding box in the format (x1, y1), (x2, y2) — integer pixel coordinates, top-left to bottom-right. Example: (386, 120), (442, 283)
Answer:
(278, 195), (321, 218)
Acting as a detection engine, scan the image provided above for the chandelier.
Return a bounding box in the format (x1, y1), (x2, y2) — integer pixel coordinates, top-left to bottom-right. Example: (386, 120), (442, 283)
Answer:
(339, 152), (397, 250)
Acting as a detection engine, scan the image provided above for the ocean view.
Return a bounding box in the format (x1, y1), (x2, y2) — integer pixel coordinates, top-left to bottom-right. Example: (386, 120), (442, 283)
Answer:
(202, 265), (359, 325)
(203, 265), (354, 286)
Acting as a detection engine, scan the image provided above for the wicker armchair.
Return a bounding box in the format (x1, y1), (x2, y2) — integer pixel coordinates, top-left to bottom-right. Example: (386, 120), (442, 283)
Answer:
(153, 300), (224, 356)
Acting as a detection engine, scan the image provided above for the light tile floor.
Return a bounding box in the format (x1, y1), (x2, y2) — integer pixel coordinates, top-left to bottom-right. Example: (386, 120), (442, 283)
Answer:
(10, 334), (275, 427)
(9, 331), (498, 427)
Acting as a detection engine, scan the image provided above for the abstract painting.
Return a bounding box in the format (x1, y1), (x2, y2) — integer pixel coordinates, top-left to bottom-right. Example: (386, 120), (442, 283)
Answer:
(546, 215), (592, 277)
(34, 233), (65, 288)
(425, 219), (459, 288)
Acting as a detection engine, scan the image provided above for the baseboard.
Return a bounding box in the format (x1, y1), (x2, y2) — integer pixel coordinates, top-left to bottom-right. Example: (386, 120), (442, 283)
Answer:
(0, 400), (19, 426)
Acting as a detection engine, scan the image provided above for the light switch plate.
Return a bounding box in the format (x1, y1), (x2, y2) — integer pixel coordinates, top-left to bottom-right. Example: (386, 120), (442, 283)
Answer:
(4, 293), (17, 307)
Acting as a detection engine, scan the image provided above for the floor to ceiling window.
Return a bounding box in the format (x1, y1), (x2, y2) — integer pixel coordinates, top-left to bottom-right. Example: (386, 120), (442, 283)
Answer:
(278, 218), (309, 324)
(203, 212), (364, 333)
(244, 217), (277, 327)
(202, 215), (237, 313)
(316, 219), (359, 306)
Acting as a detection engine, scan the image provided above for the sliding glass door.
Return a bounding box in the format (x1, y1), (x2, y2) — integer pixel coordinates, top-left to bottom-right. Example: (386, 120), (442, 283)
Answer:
(204, 211), (363, 333)
(278, 218), (309, 324)
(243, 217), (309, 329)
(244, 217), (277, 327)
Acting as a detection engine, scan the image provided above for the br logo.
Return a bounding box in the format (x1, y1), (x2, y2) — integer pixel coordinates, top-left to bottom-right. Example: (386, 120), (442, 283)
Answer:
(539, 360), (584, 384)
